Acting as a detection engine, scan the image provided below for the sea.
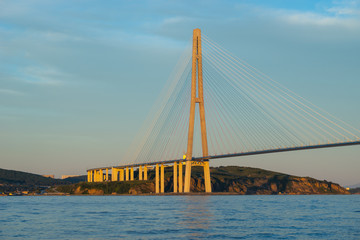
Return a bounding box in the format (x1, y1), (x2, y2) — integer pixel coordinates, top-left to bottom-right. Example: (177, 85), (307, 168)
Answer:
(0, 195), (359, 239)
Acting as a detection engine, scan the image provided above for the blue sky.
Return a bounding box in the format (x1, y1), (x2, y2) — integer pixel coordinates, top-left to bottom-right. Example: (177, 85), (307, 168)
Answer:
(1, 0), (360, 185)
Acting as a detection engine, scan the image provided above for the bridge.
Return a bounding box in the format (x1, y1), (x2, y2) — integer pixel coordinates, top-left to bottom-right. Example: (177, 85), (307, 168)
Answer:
(87, 29), (360, 193)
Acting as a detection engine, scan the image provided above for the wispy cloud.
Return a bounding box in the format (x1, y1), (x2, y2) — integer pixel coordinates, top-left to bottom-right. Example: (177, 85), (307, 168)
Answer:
(327, 0), (360, 16)
(233, 1), (360, 28)
(20, 66), (70, 86)
(280, 11), (359, 27)
(286, 1), (359, 27)
(42, 31), (84, 42)
(0, 88), (23, 95)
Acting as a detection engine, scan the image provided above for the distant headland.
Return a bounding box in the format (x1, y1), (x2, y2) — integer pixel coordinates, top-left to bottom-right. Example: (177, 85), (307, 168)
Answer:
(2, 166), (358, 196)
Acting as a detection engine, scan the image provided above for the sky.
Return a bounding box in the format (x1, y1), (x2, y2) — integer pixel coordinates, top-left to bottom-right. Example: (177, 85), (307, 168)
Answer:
(1, 0), (359, 186)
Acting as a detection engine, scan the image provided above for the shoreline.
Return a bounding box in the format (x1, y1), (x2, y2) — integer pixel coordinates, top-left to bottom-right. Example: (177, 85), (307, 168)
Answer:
(2, 192), (357, 196)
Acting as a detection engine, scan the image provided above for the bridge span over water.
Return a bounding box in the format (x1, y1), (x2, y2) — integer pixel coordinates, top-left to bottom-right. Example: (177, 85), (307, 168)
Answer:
(87, 29), (360, 193)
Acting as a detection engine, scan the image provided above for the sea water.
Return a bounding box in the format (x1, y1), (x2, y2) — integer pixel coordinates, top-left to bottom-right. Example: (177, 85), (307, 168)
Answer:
(0, 195), (359, 239)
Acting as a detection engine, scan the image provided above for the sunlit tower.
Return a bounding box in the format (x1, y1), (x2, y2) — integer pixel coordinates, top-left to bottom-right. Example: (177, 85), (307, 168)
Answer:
(184, 28), (212, 193)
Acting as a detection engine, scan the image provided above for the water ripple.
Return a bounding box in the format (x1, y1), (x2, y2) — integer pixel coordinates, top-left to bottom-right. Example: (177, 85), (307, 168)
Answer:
(0, 195), (359, 239)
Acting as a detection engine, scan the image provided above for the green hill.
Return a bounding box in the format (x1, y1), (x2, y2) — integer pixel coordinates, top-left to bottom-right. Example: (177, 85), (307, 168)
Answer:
(0, 168), (64, 186)
(62, 175), (87, 184)
(0, 168), (89, 194)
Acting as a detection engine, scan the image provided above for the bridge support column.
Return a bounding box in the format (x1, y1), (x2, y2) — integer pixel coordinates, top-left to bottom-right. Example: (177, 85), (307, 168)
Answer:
(126, 167), (129, 181)
(179, 162), (183, 192)
(99, 169), (103, 182)
(139, 166), (143, 180)
(105, 169), (109, 181)
(144, 165), (148, 180)
(94, 170), (98, 182)
(184, 161), (192, 192)
(155, 164), (159, 193)
(130, 167), (134, 181)
(120, 169), (124, 181)
(87, 171), (91, 182)
(173, 162), (177, 193)
(161, 164), (165, 193)
(112, 168), (118, 181)
(203, 161), (211, 192)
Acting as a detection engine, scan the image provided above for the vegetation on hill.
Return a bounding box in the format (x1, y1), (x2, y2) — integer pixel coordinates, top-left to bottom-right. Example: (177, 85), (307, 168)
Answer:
(189, 166), (348, 194)
(57, 181), (154, 195)
(62, 175), (87, 184)
(0, 168), (85, 194)
(0, 168), (63, 186)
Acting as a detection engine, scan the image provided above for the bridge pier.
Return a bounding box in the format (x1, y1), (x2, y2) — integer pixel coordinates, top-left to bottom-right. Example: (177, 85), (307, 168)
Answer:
(139, 166), (143, 180)
(179, 162), (183, 192)
(112, 168), (118, 181)
(125, 167), (129, 181)
(173, 162), (177, 193)
(130, 167), (134, 181)
(203, 161), (211, 192)
(184, 161), (191, 192)
(120, 168), (124, 181)
(160, 164), (165, 193)
(105, 169), (109, 181)
(93, 170), (97, 182)
(155, 164), (159, 193)
(99, 169), (103, 182)
(144, 165), (148, 180)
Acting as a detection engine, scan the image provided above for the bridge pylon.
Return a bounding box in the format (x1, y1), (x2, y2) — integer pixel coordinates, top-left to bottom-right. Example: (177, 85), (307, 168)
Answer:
(184, 28), (212, 193)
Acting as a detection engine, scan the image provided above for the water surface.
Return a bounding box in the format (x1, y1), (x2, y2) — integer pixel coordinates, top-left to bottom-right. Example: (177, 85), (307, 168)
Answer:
(1, 195), (359, 239)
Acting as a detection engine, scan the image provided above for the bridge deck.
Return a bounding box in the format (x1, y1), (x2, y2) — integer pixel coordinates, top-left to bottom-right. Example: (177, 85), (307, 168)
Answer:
(87, 140), (360, 171)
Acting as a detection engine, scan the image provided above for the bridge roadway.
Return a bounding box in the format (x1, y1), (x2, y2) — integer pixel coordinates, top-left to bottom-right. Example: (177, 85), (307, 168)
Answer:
(87, 140), (360, 194)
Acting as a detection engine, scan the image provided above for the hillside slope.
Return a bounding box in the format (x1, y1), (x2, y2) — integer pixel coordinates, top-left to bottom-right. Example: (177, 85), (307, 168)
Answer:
(0, 168), (64, 185)
(188, 166), (348, 194)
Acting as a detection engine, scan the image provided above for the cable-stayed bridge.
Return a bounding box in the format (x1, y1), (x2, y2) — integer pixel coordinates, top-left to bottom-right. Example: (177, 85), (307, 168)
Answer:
(87, 29), (360, 193)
